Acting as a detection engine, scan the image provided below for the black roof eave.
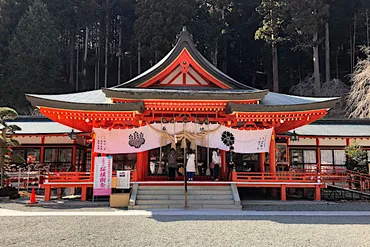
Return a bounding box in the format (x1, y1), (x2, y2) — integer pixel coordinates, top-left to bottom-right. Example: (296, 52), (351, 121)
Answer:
(103, 88), (268, 101)
(225, 99), (340, 113)
(25, 95), (145, 113)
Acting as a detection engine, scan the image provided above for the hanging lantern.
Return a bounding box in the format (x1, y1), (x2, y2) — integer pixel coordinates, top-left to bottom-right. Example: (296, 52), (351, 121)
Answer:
(290, 130), (299, 142)
(68, 129), (78, 140)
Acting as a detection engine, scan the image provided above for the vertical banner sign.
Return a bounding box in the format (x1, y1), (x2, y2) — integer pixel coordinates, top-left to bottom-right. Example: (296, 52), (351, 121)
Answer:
(93, 156), (113, 196)
(116, 171), (130, 189)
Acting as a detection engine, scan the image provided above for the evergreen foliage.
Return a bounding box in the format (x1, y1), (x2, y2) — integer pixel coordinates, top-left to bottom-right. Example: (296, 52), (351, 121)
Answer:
(344, 141), (367, 173)
(1, 0), (61, 111)
(0, 107), (22, 188)
(0, 0), (367, 112)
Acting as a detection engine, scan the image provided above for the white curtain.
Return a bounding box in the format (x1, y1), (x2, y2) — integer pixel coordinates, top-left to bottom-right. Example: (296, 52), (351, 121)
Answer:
(93, 124), (272, 154)
(303, 150), (317, 163)
(320, 150), (333, 165)
(334, 150), (346, 165)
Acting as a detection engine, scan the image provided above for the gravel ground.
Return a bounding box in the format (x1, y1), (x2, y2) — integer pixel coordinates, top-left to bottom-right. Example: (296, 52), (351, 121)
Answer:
(2, 201), (370, 212)
(1, 215), (370, 247)
(244, 201), (370, 211)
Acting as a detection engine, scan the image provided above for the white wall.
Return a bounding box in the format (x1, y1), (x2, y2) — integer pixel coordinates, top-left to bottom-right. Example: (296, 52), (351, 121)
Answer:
(289, 138), (316, 146)
(319, 138), (346, 146)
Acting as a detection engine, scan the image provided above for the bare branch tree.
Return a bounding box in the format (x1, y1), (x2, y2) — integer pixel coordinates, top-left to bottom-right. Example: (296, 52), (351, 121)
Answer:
(346, 47), (370, 118)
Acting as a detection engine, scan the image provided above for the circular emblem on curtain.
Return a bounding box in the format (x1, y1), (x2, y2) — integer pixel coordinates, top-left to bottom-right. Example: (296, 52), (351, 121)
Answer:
(221, 131), (235, 147)
(129, 131), (146, 148)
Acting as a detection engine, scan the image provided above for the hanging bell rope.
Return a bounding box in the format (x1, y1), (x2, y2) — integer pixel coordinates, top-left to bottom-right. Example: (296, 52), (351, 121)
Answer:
(148, 123), (222, 148)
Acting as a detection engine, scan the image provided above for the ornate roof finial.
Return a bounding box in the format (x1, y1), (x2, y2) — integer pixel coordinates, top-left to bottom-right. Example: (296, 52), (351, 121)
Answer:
(178, 26), (192, 41)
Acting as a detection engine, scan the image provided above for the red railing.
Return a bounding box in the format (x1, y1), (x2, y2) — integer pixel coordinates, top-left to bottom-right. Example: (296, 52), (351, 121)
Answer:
(234, 171), (318, 183)
(47, 172), (92, 183)
(45, 170), (137, 184)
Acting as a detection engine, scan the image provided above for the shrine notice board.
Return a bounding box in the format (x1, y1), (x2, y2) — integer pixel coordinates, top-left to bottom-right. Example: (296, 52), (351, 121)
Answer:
(116, 171), (130, 189)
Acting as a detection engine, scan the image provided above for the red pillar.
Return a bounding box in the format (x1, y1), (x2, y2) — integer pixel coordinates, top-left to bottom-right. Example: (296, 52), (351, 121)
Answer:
(90, 132), (97, 177)
(259, 153), (265, 172)
(72, 141), (77, 172)
(44, 187), (51, 201)
(280, 185), (286, 201)
(136, 151), (148, 181)
(269, 128), (276, 174)
(316, 138), (321, 174)
(315, 185), (321, 201)
(40, 136), (45, 165)
(270, 129), (277, 197)
(81, 186), (87, 201)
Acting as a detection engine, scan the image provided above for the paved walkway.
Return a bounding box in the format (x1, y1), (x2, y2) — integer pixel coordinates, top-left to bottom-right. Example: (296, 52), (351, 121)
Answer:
(2, 208), (370, 217)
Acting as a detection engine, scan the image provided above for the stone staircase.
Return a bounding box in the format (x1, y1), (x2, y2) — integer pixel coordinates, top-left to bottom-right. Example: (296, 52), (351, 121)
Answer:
(129, 184), (242, 209)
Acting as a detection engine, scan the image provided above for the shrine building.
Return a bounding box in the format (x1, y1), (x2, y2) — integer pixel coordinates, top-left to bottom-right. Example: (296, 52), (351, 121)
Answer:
(23, 28), (342, 205)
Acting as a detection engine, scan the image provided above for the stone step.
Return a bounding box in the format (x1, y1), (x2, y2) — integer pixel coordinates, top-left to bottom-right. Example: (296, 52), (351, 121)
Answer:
(138, 190), (233, 195)
(136, 199), (235, 205)
(138, 186), (231, 191)
(130, 205), (242, 210)
(137, 194), (234, 200)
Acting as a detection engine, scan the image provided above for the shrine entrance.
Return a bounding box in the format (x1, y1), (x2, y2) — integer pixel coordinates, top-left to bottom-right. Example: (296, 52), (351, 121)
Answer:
(145, 140), (219, 181)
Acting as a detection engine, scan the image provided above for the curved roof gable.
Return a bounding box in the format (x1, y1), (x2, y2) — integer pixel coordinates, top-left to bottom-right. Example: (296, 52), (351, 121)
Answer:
(115, 27), (254, 90)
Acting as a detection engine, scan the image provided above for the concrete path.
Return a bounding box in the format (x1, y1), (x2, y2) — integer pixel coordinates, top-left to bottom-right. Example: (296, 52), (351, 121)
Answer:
(2, 208), (370, 217)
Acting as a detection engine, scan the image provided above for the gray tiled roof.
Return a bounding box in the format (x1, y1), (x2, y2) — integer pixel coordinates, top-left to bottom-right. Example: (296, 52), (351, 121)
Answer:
(26, 89), (337, 106)
(289, 119), (370, 137)
(26, 90), (110, 104)
(6, 117), (79, 134)
(262, 92), (338, 106)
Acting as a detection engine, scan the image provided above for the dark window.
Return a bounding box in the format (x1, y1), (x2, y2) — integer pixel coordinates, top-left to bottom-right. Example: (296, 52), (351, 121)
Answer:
(112, 153), (137, 171)
(86, 152), (91, 172)
(290, 149), (317, 171)
(320, 149), (346, 172)
(148, 145), (170, 176)
(44, 148), (72, 172)
(75, 149), (85, 171)
(12, 148), (40, 164)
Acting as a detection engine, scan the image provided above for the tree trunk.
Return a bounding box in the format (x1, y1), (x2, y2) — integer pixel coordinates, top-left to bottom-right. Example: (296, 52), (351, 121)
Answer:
(138, 42), (141, 75)
(213, 37), (218, 67)
(350, 29), (353, 73)
(104, 0), (109, 88)
(69, 35), (74, 86)
(222, 39), (227, 73)
(336, 50), (339, 79)
(0, 129), (6, 188)
(313, 31), (320, 95)
(353, 13), (357, 71)
(325, 22), (330, 83)
(0, 163), (4, 188)
(117, 17), (122, 85)
(83, 26), (89, 76)
(297, 52), (302, 82)
(272, 44), (279, 93)
(76, 37), (79, 92)
(366, 9), (369, 47)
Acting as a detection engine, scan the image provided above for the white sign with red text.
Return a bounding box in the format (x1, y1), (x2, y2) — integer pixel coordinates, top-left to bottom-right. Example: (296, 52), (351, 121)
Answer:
(93, 156), (113, 196)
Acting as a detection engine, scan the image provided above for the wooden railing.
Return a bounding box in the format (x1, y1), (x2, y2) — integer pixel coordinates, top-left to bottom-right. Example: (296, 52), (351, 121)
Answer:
(320, 169), (370, 192)
(45, 170), (137, 184)
(234, 171), (318, 183)
(47, 172), (92, 183)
